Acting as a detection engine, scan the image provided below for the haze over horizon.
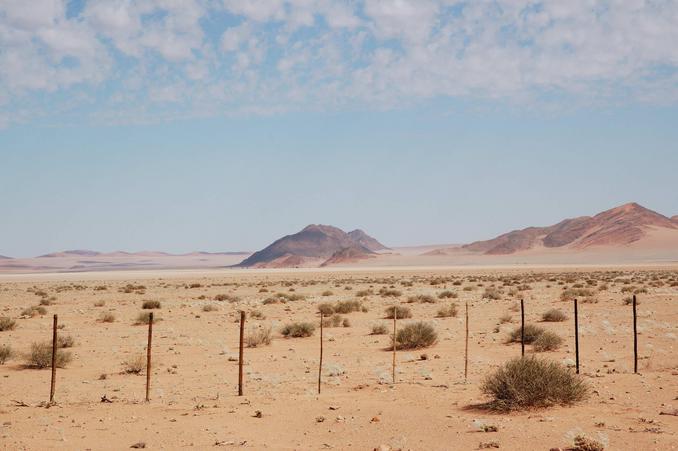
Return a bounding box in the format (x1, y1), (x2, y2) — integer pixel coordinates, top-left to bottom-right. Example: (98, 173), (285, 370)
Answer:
(2, 1), (678, 258)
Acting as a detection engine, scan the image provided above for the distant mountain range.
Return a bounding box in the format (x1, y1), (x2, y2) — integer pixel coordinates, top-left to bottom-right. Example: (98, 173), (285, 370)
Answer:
(37, 250), (248, 258)
(461, 202), (677, 255)
(236, 225), (388, 268)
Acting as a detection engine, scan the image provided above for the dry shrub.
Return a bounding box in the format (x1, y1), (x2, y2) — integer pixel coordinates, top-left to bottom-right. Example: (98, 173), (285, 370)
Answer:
(215, 293), (240, 302)
(561, 288), (594, 302)
(281, 322), (315, 338)
(436, 304), (458, 318)
(98, 312), (116, 323)
(141, 300), (161, 309)
(249, 309), (265, 320)
(94, 300), (106, 307)
(21, 306), (47, 317)
(0, 344), (13, 364)
(438, 290), (458, 299)
(407, 294), (436, 304)
(322, 314), (345, 327)
(246, 326), (273, 347)
(533, 331), (563, 352)
(356, 289), (373, 297)
(499, 313), (512, 324)
(134, 311), (157, 325)
(123, 354), (146, 374)
(379, 288), (402, 297)
(480, 357), (588, 411)
(572, 435), (605, 451)
(202, 304), (219, 312)
(334, 300), (362, 313)
(321, 290), (333, 296)
(507, 324), (545, 344)
(26, 342), (72, 369)
(371, 323), (389, 335)
(0, 317), (16, 331)
(482, 287), (502, 300)
(542, 308), (567, 322)
(384, 306), (412, 319)
(394, 322), (437, 350)
(317, 302), (334, 316)
(57, 335), (75, 348)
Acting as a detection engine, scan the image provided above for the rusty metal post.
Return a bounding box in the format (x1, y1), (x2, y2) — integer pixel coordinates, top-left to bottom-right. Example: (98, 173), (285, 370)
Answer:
(238, 311), (245, 396)
(520, 299), (525, 357)
(50, 314), (58, 404)
(146, 312), (153, 402)
(464, 300), (469, 381)
(318, 311), (323, 394)
(392, 305), (397, 384)
(574, 298), (579, 374)
(633, 295), (638, 374)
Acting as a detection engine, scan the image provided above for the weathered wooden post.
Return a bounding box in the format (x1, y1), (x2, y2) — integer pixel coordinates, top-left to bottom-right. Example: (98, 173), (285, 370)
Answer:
(464, 300), (469, 381)
(520, 299), (525, 357)
(238, 310), (245, 396)
(392, 305), (397, 384)
(633, 294), (638, 374)
(318, 311), (323, 395)
(146, 312), (153, 402)
(574, 298), (579, 374)
(49, 314), (58, 404)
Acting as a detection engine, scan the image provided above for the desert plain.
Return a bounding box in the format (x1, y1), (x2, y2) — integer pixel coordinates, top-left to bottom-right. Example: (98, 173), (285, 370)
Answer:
(0, 265), (676, 450)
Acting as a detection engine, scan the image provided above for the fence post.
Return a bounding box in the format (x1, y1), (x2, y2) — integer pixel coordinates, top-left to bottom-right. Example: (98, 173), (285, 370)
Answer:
(49, 314), (58, 404)
(520, 299), (525, 357)
(633, 295), (638, 374)
(574, 298), (579, 374)
(146, 312), (153, 402)
(238, 311), (245, 396)
(464, 300), (469, 381)
(392, 305), (397, 385)
(318, 311), (323, 395)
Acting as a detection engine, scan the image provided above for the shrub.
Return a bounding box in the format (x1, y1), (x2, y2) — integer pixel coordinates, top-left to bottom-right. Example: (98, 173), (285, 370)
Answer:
(482, 288), (502, 300)
(94, 300), (106, 307)
(322, 314), (345, 328)
(533, 331), (563, 352)
(438, 290), (458, 299)
(202, 304), (219, 312)
(356, 289), (373, 297)
(26, 342), (72, 369)
(371, 323), (389, 335)
(317, 302), (334, 316)
(281, 322), (315, 338)
(262, 297), (279, 305)
(57, 335), (75, 348)
(572, 435), (605, 451)
(334, 300), (362, 313)
(561, 288), (594, 302)
(21, 306), (47, 317)
(246, 326), (273, 347)
(506, 324), (545, 344)
(623, 296), (639, 305)
(249, 309), (265, 320)
(436, 304), (458, 318)
(134, 311), (156, 325)
(123, 354), (146, 374)
(480, 357), (588, 411)
(0, 317), (16, 331)
(342, 318), (351, 327)
(394, 322), (437, 350)
(321, 290), (333, 296)
(384, 306), (412, 319)
(99, 312), (116, 323)
(141, 300), (161, 309)
(215, 293), (240, 302)
(39, 298), (53, 306)
(379, 288), (402, 297)
(499, 313), (512, 324)
(542, 309), (567, 322)
(407, 294), (436, 304)
(0, 344), (13, 364)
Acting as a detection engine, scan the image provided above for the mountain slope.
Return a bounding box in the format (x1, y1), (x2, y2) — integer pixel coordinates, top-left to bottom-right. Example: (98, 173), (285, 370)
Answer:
(237, 224), (380, 267)
(347, 229), (389, 251)
(463, 202), (677, 255)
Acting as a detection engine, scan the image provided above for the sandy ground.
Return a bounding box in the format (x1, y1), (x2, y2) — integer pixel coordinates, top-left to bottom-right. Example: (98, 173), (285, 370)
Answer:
(0, 266), (677, 450)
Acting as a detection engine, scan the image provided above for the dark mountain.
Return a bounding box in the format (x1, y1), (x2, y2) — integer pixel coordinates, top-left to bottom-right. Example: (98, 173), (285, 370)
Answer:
(347, 229), (389, 251)
(237, 224), (382, 267)
(464, 202), (677, 255)
(39, 250), (101, 258)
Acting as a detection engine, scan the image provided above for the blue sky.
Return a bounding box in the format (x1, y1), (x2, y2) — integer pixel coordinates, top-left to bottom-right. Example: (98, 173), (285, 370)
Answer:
(1, 1), (678, 257)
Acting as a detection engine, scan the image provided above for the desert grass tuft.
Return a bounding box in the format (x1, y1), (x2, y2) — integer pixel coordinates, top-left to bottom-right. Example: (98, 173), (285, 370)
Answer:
(393, 322), (437, 350)
(25, 342), (72, 369)
(281, 322), (315, 338)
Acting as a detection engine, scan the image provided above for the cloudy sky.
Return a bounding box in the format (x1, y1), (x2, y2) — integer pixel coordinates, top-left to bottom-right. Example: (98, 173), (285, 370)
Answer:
(1, 0), (678, 256)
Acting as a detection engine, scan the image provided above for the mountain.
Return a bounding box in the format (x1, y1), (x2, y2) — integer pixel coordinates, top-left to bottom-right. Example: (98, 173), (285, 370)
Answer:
(39, 250), (101, 258)
(463, 202), (677, 255)
(237, 224), (381, 267)
(347, 229), (389, 251)
(672, 215), (678, 225)
(320, 244), (377, 267)
(0, 255), (11, 259)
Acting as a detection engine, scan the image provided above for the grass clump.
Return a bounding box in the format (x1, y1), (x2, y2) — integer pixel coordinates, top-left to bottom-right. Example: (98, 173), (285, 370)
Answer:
(407, 294), (436, 304)
(506, 324), (545, 344)
(99, 312), (116, 323)
(379, 288), (402, 297)
(482, 287), (502, 300)
(141, 300), (161, 309)
(202, 304), (219, 312)
(281, 322), (315, 338)
(25, 342), (72, 369)
(438, 290), (458, 299)
(57, 335), (75, 348)
(0, 345), (13, 364)
(436, 304), (458, 318)
(542, 308), (567, 322)
(134, 311), (156, 325)
(333, 300), (362, 313)
(21, 306), (47, 317)
(246, 326), (273, 347)
(317, 302), (334, 316)
(0, 317), (16, 331)
(561, 288), (594, 302)
(480, 356), (588, 411)
(384, 306), (412, 319)
(533, 331), (563, 352)
(393, 322), (437, 350)
(123, 354), (146, 374)
(370, 323), (389, 335)
(572, 435), (605, 451)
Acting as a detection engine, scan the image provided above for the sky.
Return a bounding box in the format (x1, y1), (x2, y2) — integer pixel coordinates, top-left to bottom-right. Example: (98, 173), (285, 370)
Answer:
(1, 0), (678, 257)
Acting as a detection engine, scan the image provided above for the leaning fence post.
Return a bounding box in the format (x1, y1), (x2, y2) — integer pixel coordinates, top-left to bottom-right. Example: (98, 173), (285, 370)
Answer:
(238, 311), (245, 396)
(49, 314), (58, 404)
(392, 305), (397, 385)
(633, 294), (638, 374)
(464, 300), (469, 381)
(520, 299), (525, 357)
(318, 311), (323, 395)
(574, 298), (579, 374)
(146, 312), (153, 402)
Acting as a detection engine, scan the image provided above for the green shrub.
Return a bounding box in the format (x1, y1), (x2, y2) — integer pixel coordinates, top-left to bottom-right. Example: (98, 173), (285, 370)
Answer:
(436, 304), (458, 318)
(141, 300), (161, 309)
(394, 322), (437, 350)
(0, 317), (16, 331)
(542, 309), (567, 322)
(0, 344), (13, 364)
(281, 322), (315, 338)
(481, 357), (588, 411)
(26, 342), (72, 369)
(384, 306), (412, 319)
(533, 331), (563, 352)
(506, 324), (545, 344)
